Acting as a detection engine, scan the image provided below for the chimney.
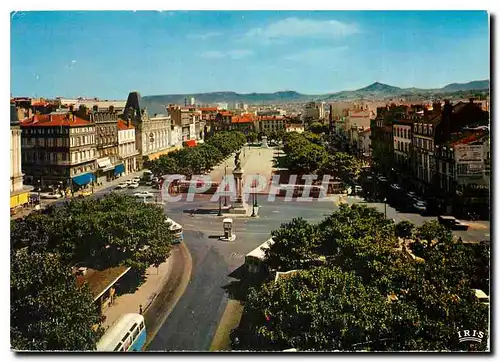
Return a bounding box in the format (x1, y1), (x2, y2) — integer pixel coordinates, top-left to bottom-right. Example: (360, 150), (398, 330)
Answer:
(127, 119), (131, 128)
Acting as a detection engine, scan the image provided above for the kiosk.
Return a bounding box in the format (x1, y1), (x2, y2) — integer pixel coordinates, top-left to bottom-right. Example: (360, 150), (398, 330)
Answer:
(220, 218), (236, 241)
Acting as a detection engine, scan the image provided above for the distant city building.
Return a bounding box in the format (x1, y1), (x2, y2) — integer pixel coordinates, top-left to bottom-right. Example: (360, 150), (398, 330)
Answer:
(216, 102), (229, 110)
(285, 123), (305, 133)
(190, 97), (196, 106)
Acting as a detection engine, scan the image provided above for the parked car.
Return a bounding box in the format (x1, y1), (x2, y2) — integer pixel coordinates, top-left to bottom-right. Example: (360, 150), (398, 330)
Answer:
(125, 179), (134, 185)
(133, 191), (154, 198)
(132, 176), (141, 183)
(390, 183), (402, 191)
(413, 201), (427, 213)
(145, 180), (153, 186)
(115, 182), (128, 189)
(80, 190), (92, 197)
(407, 191), (417, 199)
(128, 182), (140, 189)
(378, 176), (388, 183)
(437, 215), (469, 230)
(40, 192), (62, 199)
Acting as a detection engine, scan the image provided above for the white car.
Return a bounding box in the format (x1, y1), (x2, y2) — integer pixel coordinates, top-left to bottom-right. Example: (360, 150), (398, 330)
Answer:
(390, 183), (402, 191)
(40, 192), (62, 199)
(132, 176), (141, 183)
(115, 183), (128, 189)
(413, 201), (427, 212)
(128, 182), (139, 189)
(133, 191), (154, 198)
(125, 179), (134, 185)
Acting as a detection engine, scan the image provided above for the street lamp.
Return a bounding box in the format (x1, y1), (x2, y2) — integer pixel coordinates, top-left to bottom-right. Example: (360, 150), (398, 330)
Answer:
(224, 164), (228, 206)
(254, 174), (259, 207)
(383, 197), (387, 219)
(218, 197), (222, 216)
(251, 193), (256, 217)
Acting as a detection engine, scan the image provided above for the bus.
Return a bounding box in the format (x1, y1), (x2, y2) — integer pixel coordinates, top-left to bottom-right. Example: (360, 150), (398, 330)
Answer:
(165, 217), (183, 244)
(96, 313), (146, 352)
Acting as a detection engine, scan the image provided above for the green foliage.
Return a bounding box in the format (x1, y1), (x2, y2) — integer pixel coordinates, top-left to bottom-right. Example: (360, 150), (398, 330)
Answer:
(308, 122), (328, 135)
(395, 220), (415, 238)
(246, 131), (258, 143)
(320, 152), (362, 183)
(11, 193), (173, 272)
(265, 218), (320, 271)
(281, 132), (328, 174)
(146, 131), (246, 177)
(11, 249), (103, 351)
(239, 204), (490, 351)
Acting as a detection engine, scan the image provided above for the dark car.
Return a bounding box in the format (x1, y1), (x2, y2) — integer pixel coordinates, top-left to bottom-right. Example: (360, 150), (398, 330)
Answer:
(437, 215), (469, 230)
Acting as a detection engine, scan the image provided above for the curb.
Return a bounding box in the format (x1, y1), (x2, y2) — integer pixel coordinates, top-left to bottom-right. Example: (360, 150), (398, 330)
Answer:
(143, 242), (193, 350)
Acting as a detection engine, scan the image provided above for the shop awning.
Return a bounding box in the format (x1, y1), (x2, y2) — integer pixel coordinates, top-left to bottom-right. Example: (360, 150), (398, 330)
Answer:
(72, 172), (95, 186)
(97, 157), (114, 171)
(114, 164), (125, 175)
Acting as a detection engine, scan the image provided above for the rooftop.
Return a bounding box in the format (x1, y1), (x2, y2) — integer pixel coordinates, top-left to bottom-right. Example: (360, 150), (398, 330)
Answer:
(20, 113), (92, 127)
(75, 265), (131, 301)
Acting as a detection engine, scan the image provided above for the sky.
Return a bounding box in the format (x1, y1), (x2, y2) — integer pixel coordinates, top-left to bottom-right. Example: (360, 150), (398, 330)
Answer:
(10, 10), (490, 99)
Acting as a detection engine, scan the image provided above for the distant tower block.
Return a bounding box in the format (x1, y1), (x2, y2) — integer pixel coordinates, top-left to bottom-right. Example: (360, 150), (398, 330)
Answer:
(190, 97), (196, 106)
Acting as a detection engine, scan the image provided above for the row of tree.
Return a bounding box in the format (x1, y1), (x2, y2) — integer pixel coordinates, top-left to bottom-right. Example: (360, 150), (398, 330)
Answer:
(145, 131), (246, 177)
(280, 131), (362, 183)
(11, 193), (174, 350)
(239, 204), (489, 351)
(245, 130), (287, 144)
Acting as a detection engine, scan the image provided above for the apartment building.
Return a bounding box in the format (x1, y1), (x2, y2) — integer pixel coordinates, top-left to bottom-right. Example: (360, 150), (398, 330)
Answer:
(124, 92), (174, 166)
(91, 111), (120, 183)
(117, 120), (139, 175)
(256, 116), (285, 134)
(20, 112), (97, 190)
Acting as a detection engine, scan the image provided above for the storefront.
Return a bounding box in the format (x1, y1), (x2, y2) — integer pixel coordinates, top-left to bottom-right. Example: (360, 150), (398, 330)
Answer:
(72, 172), (96, 190)
(114, 163), (125, 178)
(96, 157), (115, 184)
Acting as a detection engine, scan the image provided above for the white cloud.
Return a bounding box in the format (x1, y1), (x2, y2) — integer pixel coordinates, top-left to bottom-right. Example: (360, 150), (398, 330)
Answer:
(187, 32), (223, 40)
(246, 17), (359, 40)
(283, 46), (349, 63)
(201, 49), (253, 60)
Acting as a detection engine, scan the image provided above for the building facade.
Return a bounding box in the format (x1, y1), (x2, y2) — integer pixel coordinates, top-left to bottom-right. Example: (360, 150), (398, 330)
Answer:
(91, 111), (121, 183)
(117, 120), (139, 175)
(20, 112), (97, 191)
(10, 104), (32, 209)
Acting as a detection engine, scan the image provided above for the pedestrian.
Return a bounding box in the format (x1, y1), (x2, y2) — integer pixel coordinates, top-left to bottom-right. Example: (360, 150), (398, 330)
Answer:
(139, 304), (143, 315)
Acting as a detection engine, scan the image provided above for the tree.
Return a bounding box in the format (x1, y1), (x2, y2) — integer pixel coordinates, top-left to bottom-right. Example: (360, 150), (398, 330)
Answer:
(308, 122), (328, 135)
(415, 220), (453, 247)
(395, 220), (415, 239)
(11, 248), (103, 351)
(265, 218), (321, 271)
(242, 267), (393, 351)
(11, 194), (173, 273)
(320, 152), (362, 184)
(247, 132), (258, 144)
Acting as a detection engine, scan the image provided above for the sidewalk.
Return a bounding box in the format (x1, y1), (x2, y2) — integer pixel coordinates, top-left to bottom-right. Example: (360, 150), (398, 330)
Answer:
(103, 249), (174, 329)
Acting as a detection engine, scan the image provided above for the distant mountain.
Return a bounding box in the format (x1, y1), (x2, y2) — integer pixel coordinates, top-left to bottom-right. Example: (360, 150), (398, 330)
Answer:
(439, 80), (490, 93)
(141, 80), (489, 112)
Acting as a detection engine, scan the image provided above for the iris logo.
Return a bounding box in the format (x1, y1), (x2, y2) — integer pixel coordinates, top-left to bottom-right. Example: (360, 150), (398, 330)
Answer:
(457, 329), (485, 343)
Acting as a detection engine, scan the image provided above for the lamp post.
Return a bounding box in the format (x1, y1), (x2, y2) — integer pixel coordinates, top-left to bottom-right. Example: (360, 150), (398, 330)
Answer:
(224, 164), (228, 206)
(384, 197), (387, 219)
(37, 179), (41, 201)
(251, 192), (256, 217)
(218, 196), (222, 216)
(254, 174), (259, 207)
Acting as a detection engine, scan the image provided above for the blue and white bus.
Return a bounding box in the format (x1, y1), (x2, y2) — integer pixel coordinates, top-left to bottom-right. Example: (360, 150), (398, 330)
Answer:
(165, 217), (183, 244)
(96, 313), (146, 352)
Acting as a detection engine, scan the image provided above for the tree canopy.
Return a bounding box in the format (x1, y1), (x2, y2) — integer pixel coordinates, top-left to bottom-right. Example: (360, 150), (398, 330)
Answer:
(145, 131), (246, 177)
(239, 204), (490, 351)
(11, 248), (103, 351)
(11, 193), (173, 271)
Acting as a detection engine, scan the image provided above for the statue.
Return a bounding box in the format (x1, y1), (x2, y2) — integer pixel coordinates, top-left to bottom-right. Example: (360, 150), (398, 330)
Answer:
(234, 151), (241, 169)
